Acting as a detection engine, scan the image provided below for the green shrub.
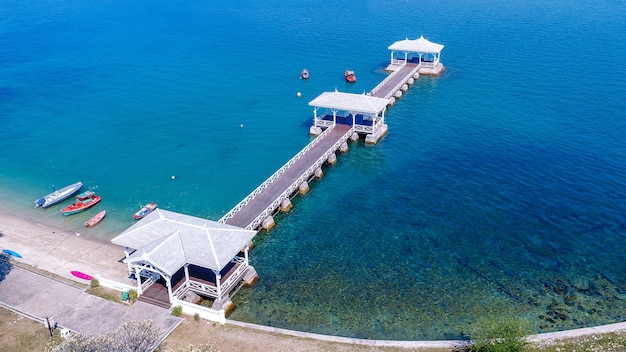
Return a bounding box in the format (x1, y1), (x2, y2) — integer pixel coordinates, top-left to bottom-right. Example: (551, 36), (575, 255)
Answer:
(466, 318), (529, 352)
(194, 313), (200, 321)
(90, 278), (100, 288)
(128, 289), (138, 303)
(172, 305), (183, 317)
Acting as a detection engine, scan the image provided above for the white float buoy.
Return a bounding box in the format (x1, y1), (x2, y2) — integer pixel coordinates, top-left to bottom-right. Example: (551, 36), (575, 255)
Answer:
(240, 123), (244, 128)
(171, 175), (176, 180)
(297, 92), (302, 98)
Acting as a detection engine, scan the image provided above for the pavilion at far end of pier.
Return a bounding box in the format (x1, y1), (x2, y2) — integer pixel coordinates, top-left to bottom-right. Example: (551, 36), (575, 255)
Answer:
(386, 35), (445, 75)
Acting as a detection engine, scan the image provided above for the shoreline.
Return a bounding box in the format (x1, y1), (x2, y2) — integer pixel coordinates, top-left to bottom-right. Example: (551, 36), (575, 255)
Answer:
(3, 209), (626, 349)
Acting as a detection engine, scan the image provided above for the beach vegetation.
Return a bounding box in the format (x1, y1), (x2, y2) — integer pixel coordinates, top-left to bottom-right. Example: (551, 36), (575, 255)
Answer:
(464, 318), (529, 352)
(172, 305), (183, 316)
(128, 289), (138, 303)
(89, 277), (99, 288)
(194, 313), (200, 321)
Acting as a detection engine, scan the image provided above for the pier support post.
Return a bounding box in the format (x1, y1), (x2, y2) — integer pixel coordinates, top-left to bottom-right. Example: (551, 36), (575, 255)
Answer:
(327, 153), (337, 165)
(350, 132), (359, 142)
(401, 84), (408, 92)
(299, 181), (310, 194)
(243, 266), (259, 287)
(339, 141), (349, 153)
(388, 97), (396, 106)
(365, 124), (389, 145)
(407, 77), (414, 85)
(309, 126), (322, 136)
(212, 297), (235, 314)
(314, 167), (323, 179)
(280, 199), (293, 213)
(262, 216), (275, 231)
(394, 90), (402, 99)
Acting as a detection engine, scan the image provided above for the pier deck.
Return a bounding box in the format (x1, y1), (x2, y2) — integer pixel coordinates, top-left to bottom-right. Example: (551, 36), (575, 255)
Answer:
(222, 124), (353, 230)
(370, 63), (419, 99)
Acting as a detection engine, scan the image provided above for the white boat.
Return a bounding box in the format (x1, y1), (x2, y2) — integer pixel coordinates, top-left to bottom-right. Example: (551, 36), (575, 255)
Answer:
(34, 182), (83, 208)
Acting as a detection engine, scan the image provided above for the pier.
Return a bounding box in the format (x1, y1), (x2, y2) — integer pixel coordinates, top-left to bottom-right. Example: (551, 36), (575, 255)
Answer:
(219, 124), (354, 230)
(220, 37), (444, 232)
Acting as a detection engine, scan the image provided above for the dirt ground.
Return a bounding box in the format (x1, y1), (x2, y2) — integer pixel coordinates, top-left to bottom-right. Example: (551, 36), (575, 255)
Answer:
(163, 316), (450, 352)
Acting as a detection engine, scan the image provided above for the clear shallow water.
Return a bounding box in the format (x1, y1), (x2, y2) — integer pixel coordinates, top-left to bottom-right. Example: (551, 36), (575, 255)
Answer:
(2, 0), (626, 340)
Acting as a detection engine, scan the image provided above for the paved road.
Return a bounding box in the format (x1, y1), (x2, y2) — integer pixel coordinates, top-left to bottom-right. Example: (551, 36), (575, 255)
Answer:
(0, 266), (181, 338)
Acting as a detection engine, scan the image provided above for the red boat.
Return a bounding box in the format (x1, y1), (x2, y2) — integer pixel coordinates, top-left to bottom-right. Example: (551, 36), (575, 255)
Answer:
(61, 191), (101, 216)
(85, 210), (106, 227)
(345, 69), (356, 83)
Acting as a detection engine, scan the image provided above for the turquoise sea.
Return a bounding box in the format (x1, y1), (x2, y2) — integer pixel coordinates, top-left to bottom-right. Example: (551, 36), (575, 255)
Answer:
(2, 0), (626, 340)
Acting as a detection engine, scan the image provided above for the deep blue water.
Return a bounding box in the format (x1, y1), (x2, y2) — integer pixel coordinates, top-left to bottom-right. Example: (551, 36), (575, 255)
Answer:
(2, 0), (626, 340)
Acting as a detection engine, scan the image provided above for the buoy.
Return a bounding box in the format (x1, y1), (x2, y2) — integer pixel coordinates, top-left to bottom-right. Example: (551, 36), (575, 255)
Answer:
(240, 123), (244, 128)
(171, 175), (176, 180)
(297, 92), (302, 98)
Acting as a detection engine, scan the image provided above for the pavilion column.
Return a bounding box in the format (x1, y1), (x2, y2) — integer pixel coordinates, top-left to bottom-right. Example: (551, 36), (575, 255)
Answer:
(134, 265), (143, 294)
(404, 51), (408, 63)
(124, 247), (132, 275)
(214, 270), (222, 297)
(332, 109), (337, 125)
(244, 246), (250, 266)
(165, 275), (173, 301)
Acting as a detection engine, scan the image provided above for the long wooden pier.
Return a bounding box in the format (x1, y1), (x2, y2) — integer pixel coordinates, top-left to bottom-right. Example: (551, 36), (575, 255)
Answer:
(220, 62), (430, 232)
(220, 124), (353, 230)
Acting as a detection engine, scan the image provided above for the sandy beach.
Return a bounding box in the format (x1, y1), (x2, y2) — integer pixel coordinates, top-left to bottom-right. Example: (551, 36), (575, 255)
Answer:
(0, 210), (131, 284)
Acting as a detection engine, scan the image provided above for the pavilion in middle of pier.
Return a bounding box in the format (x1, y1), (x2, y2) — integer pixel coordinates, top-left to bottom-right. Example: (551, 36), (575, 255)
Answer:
(308, 90), (390, 144)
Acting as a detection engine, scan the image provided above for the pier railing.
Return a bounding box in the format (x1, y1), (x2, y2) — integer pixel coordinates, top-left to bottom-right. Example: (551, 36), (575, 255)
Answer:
(219, 125), (342, 228)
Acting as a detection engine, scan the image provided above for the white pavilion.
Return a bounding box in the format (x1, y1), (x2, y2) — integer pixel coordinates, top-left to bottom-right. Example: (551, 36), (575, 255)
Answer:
(387, 35), (445, 75)
(111, 209), (257, 323)
(308, 90), (390, 144)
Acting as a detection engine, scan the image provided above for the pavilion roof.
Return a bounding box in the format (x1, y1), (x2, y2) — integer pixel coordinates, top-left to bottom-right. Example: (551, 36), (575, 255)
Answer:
(388, 35), (444, 54)
(111, 209), (256, 276)
(308, 90), (388, 114)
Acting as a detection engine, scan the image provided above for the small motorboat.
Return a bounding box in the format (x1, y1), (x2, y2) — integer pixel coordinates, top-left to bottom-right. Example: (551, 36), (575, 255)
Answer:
(34, 182), (83, 208)
(134, 202), (157, 220)
(85, 210), (106, 227)
(345, 69), (356, 83)
(61, 191), (101, 216)
(300, 68), (309, 80)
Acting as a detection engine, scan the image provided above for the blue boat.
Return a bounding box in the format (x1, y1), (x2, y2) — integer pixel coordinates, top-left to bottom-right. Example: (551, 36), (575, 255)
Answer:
(34, 182), (83, 208)
(2, 249), (22, 258)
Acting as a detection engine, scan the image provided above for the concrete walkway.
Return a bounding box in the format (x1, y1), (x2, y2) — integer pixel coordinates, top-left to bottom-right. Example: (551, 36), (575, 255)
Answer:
(0, 266), (181, 338)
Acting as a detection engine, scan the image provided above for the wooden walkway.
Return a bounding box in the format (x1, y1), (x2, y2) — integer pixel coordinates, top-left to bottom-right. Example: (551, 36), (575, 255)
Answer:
(370, 63), (420, 99)
(221, 124), (353, 230)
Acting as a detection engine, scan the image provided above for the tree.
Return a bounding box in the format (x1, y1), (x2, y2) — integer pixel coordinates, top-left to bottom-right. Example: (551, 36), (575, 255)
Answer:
(49, 320), (163, 352)
(114, 320), (163, 352)
(0, 252), (13, 283)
